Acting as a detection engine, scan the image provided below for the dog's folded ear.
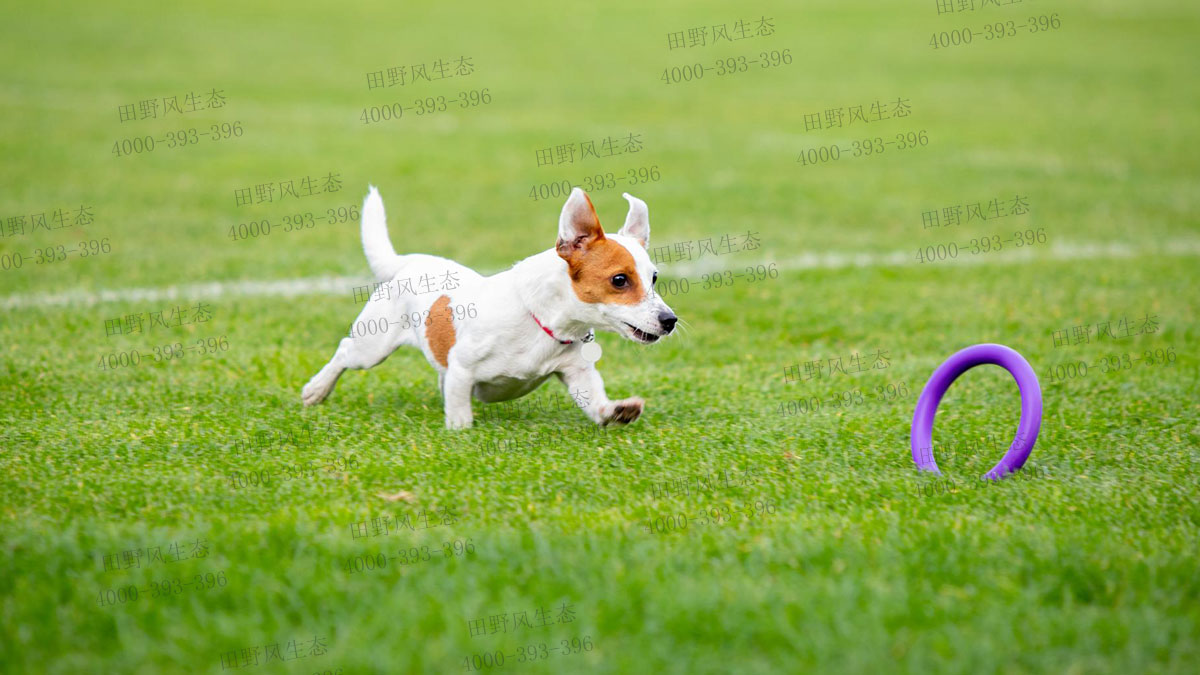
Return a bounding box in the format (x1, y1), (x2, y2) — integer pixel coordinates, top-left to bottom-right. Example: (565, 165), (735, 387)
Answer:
(557, 188), (605, 258)
(618, 192), (650, 248)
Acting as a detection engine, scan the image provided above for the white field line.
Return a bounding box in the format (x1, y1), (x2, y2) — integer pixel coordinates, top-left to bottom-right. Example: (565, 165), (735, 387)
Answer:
(2, 238), (1198, 311)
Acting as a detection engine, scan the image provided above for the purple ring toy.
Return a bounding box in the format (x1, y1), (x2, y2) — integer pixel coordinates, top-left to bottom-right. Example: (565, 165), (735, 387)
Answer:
(911, 343), (1042, 480)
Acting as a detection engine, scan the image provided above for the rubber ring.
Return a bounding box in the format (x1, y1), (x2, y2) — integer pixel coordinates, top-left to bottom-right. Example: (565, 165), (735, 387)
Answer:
(911, 343), (1042, 480)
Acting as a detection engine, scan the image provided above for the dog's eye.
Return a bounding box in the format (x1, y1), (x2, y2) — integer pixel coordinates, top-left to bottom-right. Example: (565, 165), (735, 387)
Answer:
(611, 274), (628, 288)
(652, 272), (658, 285)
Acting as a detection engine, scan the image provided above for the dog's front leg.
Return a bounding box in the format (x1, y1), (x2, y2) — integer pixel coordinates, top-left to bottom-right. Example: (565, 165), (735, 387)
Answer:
(558, 364), (644, 426)
(441, 366), (475, 429)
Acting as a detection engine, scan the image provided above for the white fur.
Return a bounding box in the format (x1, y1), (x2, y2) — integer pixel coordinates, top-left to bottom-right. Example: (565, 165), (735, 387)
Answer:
(302, 187), (676, 429)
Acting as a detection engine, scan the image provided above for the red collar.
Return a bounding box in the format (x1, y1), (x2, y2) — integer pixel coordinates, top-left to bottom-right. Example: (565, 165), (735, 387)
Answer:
(531, 313), (594, 345)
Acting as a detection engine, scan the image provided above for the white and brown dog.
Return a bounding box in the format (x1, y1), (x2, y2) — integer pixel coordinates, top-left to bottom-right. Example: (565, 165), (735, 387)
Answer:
(301, 186), (677, 429)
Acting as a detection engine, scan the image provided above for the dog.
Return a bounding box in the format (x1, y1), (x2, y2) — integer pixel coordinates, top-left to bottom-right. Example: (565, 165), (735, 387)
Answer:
(301, 186), (677, 429)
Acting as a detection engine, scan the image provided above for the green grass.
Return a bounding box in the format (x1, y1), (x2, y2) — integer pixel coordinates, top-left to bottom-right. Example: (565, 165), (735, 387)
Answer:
(2, 0), (1199, 673)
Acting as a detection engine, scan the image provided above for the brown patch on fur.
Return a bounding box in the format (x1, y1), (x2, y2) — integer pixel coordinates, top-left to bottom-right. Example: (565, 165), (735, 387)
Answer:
(556, 193), (605, 258)
(427, 295), (457, 367)
(556, 193), (643, 305)
(562, 237), (643, 305)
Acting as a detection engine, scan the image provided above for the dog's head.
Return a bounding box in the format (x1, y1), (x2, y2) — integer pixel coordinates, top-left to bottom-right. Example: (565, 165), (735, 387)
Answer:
(555, 188), (677, 344)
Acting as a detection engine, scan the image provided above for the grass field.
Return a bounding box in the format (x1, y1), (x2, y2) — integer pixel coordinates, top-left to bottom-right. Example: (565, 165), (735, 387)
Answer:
(2, 1), (1199, 673)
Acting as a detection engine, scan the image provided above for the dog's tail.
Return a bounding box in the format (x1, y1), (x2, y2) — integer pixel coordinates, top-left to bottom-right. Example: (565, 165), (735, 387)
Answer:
(361, 185), (405, 282)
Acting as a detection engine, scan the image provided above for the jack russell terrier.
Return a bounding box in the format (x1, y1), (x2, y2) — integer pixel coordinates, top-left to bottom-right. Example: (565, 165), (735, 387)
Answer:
(301, 186), (677, 429)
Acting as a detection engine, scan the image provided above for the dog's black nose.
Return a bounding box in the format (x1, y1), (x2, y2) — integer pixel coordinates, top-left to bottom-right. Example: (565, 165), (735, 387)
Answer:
(658, 311), (677, 334)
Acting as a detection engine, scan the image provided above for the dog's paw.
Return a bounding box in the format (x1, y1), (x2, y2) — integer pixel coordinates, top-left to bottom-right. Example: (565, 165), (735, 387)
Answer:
(301, 378), (331, 406)
(603, 397), (644, 426)
(445, 410), (474, 430)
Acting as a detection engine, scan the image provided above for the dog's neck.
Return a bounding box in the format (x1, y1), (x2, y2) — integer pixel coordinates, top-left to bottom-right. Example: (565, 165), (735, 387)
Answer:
(512, 249), (595, 343)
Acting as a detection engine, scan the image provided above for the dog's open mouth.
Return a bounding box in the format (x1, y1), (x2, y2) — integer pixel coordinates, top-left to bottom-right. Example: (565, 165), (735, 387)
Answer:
(623, 322), (661, 344)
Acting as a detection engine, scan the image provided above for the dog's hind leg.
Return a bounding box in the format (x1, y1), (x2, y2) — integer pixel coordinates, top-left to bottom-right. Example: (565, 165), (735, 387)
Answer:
(301, 337), (359, 406)
(302, 304), (415, 406)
